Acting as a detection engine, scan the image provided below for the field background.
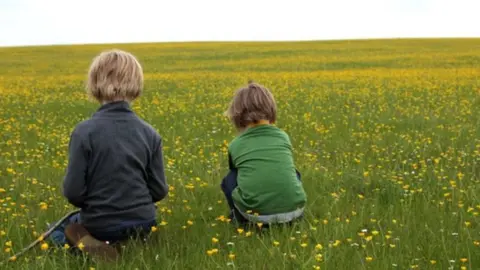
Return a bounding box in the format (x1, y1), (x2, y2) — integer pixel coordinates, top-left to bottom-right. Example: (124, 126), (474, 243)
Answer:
(1, 39), (480, 269)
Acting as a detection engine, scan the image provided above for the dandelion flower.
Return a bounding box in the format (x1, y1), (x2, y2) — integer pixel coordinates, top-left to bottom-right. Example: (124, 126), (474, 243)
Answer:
(39, 202), (48, 210)
(40, 242), (49, 251)
(366, 256), (373, 262)
(206, 248), (219, 256)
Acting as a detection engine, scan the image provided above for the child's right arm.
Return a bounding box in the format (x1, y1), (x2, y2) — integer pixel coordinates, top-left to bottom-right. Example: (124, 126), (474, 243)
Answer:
(146, 135), (168, 202)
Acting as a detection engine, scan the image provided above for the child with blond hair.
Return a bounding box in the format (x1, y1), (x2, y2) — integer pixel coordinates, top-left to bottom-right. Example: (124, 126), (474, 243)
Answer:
(49, 50), (168, 260)
(221, 81), (307, 225)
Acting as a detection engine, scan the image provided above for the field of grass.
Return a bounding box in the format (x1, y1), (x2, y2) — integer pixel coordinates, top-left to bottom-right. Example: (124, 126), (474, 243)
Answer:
(1, 38), (480, 269)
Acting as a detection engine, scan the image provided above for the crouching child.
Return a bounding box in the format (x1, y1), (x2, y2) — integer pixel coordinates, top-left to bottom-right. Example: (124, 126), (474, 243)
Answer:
(49, 49), (168, 261)
(221, 81), (307, 227)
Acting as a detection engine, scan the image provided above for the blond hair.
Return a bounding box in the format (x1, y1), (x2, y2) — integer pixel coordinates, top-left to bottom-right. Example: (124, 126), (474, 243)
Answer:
(87, 49), (143, 103)
(225, 81), (277, 129)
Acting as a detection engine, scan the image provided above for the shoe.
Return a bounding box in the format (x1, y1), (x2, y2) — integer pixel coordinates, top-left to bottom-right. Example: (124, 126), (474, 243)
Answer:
(65, 224), (119, 262)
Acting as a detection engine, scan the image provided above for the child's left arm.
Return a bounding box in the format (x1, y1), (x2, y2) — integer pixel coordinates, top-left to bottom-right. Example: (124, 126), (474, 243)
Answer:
(62, 130), (88, 208)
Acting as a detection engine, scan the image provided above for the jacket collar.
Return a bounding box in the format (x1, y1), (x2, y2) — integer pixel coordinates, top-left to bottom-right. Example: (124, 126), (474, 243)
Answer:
(93, 101), (134, 117)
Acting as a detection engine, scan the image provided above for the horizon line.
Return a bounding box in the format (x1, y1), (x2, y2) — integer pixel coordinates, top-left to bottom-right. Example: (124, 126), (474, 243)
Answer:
(1, 36), (480, 49)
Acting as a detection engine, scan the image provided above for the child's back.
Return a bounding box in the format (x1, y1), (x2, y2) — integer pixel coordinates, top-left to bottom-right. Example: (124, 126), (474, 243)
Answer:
(229, 124), (305, 215)
(64, 100), (167, 232)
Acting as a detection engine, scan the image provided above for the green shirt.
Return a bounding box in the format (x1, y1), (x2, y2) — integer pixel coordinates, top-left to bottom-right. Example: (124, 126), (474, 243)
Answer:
(229, 124), (307, 215)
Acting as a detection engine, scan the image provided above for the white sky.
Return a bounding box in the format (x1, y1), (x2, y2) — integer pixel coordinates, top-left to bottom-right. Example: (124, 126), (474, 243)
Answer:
(0, 0), (479, 47)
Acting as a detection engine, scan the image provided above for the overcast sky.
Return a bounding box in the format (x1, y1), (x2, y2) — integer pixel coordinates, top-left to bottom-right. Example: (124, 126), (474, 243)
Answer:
(0, 0), (479, 47)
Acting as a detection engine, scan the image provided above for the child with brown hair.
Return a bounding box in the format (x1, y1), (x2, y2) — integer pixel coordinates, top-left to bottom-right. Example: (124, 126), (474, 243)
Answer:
(49, 49), (168, 260)
(221, 81), (307, 226)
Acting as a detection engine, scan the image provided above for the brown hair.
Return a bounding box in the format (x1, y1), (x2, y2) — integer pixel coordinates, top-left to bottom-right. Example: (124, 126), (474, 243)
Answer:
(87, 49), (143, 103)
(225, 81), (277, 129)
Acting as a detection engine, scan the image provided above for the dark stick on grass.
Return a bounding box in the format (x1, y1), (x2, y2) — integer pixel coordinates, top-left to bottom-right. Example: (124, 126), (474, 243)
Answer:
(4, 210), (80, 263)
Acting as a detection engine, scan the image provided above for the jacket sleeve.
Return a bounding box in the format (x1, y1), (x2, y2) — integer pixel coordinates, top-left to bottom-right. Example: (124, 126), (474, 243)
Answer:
(147, 136), (168, 202)
(62, 130), (88, 208)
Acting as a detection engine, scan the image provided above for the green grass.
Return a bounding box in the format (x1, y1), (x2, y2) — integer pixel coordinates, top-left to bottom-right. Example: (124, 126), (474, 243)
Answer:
(0, 38), (480, 269)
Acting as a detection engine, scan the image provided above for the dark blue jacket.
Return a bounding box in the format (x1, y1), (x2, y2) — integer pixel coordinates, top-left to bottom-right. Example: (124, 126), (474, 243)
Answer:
(62, 101), (168, 231)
